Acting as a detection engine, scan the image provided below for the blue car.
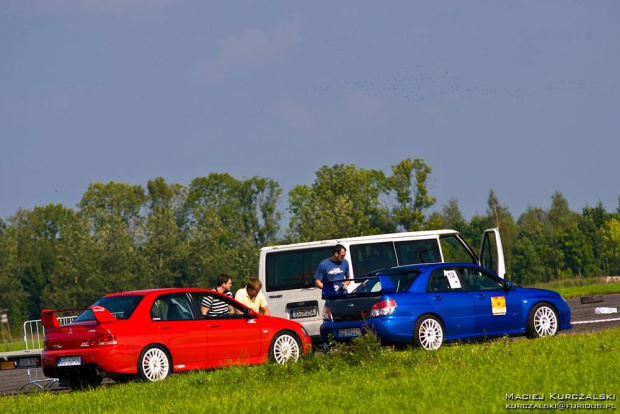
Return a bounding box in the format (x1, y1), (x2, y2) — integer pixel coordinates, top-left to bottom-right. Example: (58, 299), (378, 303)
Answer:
(320, 263), (571, 350)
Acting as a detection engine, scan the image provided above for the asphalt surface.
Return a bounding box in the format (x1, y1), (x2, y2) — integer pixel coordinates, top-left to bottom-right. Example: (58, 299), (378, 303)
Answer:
(1, 294), (618, 396)
(564, 293), (620, 334)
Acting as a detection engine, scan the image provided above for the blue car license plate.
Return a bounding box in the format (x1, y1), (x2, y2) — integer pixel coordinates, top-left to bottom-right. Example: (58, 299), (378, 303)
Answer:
(337, 328), (361, 338)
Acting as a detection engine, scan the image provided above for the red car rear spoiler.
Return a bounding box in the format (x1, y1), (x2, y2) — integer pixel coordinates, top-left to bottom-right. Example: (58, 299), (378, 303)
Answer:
(41, 306), (118, 329)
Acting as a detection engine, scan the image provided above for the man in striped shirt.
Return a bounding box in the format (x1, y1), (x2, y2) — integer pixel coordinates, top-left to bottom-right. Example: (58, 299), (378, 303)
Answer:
(201, 274), (234, 316)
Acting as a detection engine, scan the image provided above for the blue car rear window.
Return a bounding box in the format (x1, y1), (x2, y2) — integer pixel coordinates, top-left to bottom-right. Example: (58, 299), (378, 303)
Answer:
(386, 272), (419, 292)
(355, 272), (419, 293)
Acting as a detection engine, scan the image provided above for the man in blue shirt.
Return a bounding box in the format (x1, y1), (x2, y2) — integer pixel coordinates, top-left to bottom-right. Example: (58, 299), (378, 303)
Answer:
(314, 244), (350, 292)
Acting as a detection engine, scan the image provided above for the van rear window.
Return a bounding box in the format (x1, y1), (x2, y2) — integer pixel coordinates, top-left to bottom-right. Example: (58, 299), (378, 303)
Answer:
(265, 246), (333, 291)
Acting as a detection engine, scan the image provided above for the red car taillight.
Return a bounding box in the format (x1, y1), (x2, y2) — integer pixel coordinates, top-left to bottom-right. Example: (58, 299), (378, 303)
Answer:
(370, 299), (396, 317)
(89, 331), (118, 347)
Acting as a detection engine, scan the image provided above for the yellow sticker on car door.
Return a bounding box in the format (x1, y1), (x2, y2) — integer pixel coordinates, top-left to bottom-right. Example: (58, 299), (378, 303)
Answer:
(491, 296), (506, 315)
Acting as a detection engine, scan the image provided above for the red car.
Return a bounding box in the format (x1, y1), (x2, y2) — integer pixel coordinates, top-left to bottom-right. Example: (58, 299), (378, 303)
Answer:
(41, 288), (312, 388)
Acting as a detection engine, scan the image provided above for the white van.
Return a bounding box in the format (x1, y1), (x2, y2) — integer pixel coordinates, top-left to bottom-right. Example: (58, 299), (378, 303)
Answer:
(259, 228), (505, 340)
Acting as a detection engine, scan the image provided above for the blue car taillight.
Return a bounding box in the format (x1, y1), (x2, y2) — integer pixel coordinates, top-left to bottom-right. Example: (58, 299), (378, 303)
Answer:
(370, 299), (396, 317)
(323, 305), (333, 321)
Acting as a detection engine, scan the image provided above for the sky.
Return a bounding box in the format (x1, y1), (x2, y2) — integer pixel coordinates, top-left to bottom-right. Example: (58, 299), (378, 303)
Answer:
(2, 1), (619, 225)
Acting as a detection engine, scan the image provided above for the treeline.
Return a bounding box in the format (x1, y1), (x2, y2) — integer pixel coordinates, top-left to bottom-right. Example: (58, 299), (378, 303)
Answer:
(1, 158), (619, 325)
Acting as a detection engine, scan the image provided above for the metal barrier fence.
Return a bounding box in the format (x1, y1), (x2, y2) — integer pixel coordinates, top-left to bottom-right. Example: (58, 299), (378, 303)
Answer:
(23, 316), (77, 350)
(19, 315), (78, 390)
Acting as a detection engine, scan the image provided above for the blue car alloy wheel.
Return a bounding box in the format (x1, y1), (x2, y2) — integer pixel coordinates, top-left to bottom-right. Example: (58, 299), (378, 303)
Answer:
(526, 303), (559, 338)
(413, 315), (444, 350)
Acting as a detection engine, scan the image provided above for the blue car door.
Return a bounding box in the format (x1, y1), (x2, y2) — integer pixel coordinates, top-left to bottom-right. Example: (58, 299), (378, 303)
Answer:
(426, 268), (476, 336)
(460, 267), (523, 334)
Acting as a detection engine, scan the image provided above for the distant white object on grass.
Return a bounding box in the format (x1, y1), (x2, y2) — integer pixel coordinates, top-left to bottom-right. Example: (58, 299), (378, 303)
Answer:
(594, 307), (618, 315)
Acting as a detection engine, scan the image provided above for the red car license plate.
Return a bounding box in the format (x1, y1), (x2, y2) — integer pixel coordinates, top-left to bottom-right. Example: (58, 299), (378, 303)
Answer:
(57, 356), (82, 367)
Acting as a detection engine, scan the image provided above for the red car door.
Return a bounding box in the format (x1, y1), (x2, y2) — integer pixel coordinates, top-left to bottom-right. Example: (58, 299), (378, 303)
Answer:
(205, 316), (263, 364)
(151, 293), (208, 368)
(191, 291), (263, 364)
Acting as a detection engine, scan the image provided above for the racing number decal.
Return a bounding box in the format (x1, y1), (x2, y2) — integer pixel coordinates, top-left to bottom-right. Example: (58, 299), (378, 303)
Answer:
(491, 296), (506, 315)
(443, 270), (462, 289)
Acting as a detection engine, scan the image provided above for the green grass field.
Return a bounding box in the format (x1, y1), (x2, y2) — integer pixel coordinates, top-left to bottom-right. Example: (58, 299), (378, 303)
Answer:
(1, 328), (618, 413)
(0, 341), (27, 353)
(1, 282), (618, 413)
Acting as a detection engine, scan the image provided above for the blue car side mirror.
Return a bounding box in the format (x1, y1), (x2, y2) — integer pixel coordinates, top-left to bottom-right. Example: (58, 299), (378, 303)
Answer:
(504, 280), (514, 291)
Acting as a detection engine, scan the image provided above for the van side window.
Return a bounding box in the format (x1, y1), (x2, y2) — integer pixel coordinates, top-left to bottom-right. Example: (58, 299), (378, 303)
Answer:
(394, 239), (441, 264)
(349, 242), (396, 277)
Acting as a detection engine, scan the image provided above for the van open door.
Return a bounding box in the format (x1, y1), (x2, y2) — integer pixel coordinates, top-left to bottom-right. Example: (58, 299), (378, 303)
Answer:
(480, 228), (506, 279)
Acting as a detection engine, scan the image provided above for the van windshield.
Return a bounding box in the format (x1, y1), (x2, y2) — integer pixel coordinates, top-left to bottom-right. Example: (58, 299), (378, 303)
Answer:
(439, 235), (477, 263)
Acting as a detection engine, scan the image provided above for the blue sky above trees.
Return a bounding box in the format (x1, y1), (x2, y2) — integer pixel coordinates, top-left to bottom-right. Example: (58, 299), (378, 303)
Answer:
(1, 1), (619, 221)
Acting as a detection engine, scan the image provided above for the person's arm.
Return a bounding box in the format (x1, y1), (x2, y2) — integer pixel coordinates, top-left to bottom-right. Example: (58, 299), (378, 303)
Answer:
(342, 260), (351, 289)
(234, 290), (245, 314)
(201, 306), (209, 316)
(224, 292), (234, 315)
(257, 294), (270, 316)
(314, 262), (324, 288)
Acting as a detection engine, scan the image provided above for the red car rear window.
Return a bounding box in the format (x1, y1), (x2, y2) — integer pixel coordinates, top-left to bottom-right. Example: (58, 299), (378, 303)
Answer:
(74, 295), (144, 322)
